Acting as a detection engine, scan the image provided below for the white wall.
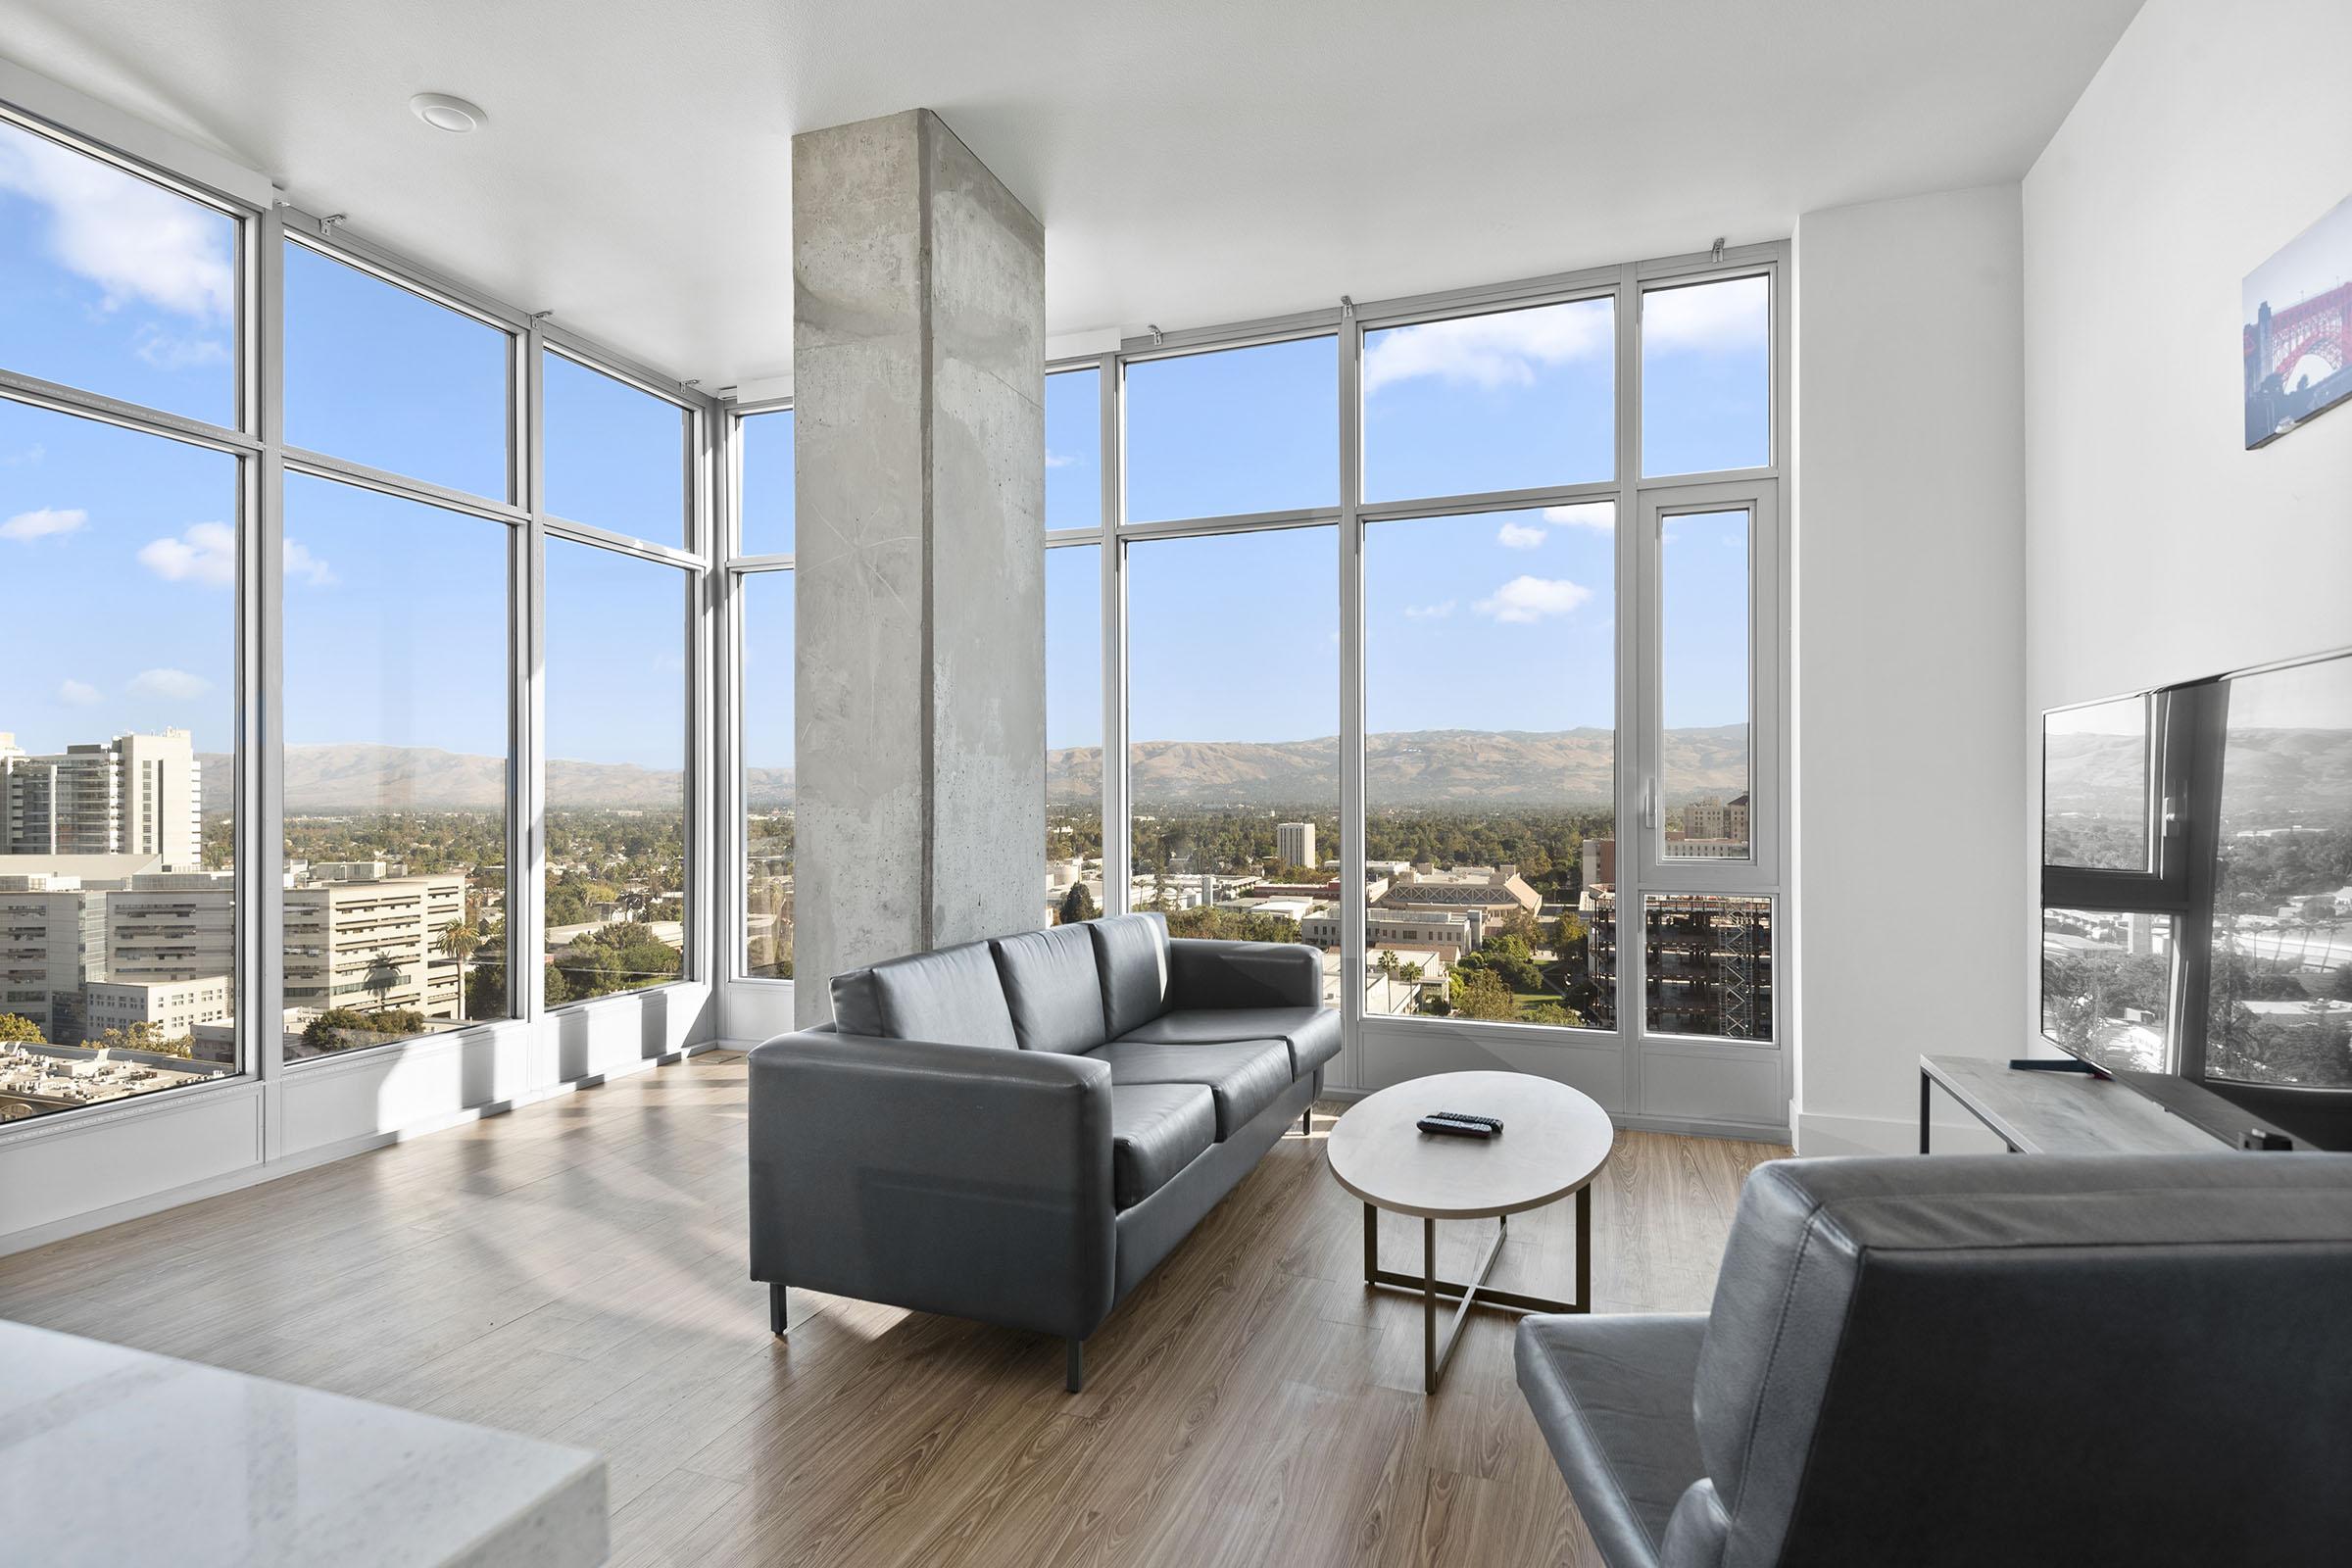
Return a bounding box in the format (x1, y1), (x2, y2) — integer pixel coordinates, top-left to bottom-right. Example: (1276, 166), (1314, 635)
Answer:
(1791, 185), (2028, 1155)
(2022, 0), (2352, 1037)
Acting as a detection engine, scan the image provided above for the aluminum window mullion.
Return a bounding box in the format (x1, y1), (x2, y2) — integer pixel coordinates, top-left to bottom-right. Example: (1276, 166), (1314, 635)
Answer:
(1612, 262), (1644, 1093)
(1338, 318), (1366, 1088)
(248, 200), (286, 1150)
(1114, 507), (1343, 542)
(0, 367), (261, 455)
(539, 515), (707, 571)
(1100, 355), (1129, 916)
(517, 321), (549, 1026)
(281, 447), (530, 527)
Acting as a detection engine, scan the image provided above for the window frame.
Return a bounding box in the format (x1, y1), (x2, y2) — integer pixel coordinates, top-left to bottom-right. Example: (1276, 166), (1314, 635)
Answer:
(0, 86), (718, 1142)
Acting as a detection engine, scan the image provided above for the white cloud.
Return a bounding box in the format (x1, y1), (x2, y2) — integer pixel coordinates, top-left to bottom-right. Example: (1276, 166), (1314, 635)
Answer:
(1540, 502), (1614, 531)
(1404, 599), (1455, 620)
(139, 521), (236, 586)
(1, 445), (43, 467)
(129, 667), (211, 700)
(1475, 575), (1592, 623)
(57, 679), (103, 706)
(139, 523), (337, 588)
(1495, 519), (1547, 549)
(133, 323), (230, 370)
(1642, 275), (1768, 353)
(0, 124), (233, 320)
(1, 506), (86, 541)
(1364, 302), (1610, 396)
(283, 538), (337, 587)
(1046, 451), (1078, 469)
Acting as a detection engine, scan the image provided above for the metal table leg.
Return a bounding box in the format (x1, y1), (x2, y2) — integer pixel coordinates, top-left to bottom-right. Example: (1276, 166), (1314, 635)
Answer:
(1363, 1193), (1592, 1394)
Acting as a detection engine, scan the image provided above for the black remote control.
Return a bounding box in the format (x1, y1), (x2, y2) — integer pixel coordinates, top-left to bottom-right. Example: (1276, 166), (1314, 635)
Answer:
(1436, 1111), (1503, 1133)
(1417, 1115), (1494, 1139)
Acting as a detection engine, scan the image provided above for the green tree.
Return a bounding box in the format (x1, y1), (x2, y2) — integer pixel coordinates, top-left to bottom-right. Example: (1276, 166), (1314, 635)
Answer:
(1449, 966), (1517, 1021)
(96, 1021), (194, 1057)
(1552, 912), (1587, 952)
(1056, 883), (1099, 926)
(1523, 1001), (1585, 1027)
(0, 1012), (42, 1045)
(2332, 962), (2352, 1003)
(554, 942), (621, 1000)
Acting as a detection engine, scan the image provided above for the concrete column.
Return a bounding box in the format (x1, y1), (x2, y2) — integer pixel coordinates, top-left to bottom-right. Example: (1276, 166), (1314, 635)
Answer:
(793, 109), (1046, 1024)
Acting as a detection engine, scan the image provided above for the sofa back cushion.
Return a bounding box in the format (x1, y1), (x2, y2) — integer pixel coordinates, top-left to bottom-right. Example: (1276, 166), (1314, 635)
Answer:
(990, 924), (1109, 1054)
(1086, 912), (1170, 1038)
(1686, 1152), (2352, 1568)
(828, 939), (1019, 1052)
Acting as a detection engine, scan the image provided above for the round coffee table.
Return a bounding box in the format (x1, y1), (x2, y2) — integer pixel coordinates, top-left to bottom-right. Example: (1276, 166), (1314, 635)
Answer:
(1326, 1070), (1613, 1393)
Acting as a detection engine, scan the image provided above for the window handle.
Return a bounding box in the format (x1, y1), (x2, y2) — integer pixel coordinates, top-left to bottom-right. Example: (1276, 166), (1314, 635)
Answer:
(1642, 778), (1662, 830)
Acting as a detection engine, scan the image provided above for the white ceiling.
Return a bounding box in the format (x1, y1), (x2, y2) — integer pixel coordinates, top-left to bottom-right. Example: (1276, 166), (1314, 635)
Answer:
(0, 0), (2141, 389)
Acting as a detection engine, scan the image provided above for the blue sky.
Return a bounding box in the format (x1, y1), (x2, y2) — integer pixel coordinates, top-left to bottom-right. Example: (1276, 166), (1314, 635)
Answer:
(4, 111), (1769, 784)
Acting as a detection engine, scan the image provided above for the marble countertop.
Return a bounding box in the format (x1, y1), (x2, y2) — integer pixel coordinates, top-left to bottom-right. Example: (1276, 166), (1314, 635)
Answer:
(0, 1319), (607, 1567)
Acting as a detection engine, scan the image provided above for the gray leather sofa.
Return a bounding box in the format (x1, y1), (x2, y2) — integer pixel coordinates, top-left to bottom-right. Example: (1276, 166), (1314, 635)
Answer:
(1516, 1152), (2352, 1567)
(748, 911), (1339, 1391)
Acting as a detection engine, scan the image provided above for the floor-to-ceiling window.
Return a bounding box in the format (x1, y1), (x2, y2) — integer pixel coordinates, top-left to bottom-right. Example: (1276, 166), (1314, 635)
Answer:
(730, 405), (794, 983)
(0, 111), (245, 1120)
(1, 88), (714, 1145)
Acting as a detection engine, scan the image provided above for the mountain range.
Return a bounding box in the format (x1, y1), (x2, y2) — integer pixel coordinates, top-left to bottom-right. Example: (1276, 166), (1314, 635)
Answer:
(205, 726), (1749, 812)
(2045, 726), (2352, 827)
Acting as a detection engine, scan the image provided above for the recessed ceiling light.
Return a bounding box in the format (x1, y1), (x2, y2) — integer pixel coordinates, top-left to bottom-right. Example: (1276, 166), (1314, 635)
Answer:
(410, 93), (486, 134)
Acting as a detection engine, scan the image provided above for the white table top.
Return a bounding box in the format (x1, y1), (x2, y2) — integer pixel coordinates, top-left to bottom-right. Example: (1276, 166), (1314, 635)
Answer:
(0, 1319), (608, 1568)
(1326, 1070), (1615, 1219)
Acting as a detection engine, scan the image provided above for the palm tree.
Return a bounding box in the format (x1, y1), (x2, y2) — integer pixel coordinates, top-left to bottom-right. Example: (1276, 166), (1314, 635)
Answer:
(437, 924), (482, 1020)
(363, 950), (402, 1014)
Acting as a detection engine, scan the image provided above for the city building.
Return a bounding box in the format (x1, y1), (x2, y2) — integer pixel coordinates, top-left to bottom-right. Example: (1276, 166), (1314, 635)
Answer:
(1303, 906), (1477, 961)
(284, 872), (467, 1017)
(82, 976), (231, 1041)
(1586, 889), (1774, 1039)
(0, 874), (109, 1043)
(1373, 863), (1542, 949)
(0, 729), (201, 868)
(1275, 821), (1315, 870)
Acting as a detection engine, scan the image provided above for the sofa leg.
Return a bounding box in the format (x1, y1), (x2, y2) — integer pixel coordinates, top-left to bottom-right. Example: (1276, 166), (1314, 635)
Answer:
(1301, 1106), (1312, 1137)
(768, 1282), (787, 1338)
(1065, 1338), (1085, 1394)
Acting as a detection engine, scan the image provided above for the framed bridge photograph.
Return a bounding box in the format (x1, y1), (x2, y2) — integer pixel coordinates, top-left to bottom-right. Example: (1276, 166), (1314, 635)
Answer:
(2244, 193), (2352, 449)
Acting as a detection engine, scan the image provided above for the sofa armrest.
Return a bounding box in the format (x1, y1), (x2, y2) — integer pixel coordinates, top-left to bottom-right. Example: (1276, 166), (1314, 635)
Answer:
(1166, 938), (1323, 1010)
(747, 1029), (1116, 1340)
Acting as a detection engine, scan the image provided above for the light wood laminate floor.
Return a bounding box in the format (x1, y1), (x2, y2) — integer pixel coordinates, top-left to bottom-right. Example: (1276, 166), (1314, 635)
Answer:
(0, 1052), (1787, 1567)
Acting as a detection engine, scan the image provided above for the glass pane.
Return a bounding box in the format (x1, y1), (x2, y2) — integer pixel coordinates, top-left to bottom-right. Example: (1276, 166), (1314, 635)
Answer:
(2043, 696), (2152, 870)
(542, 352), (688, 544)
(1362, 298), (1614, 502)
(0, 117), (237, 426)
(1635, 894), (1774, 1040)
(1124, 336), (1335, 522)
(280, 474), (511, 1053)
(1127, 526), (1336, 980)
(2205, 654), (2352, 1089)
(0, 397), (238, 1122)
(1661, 509), (1751, 859)
(1047, 545), (1102, 926)
(1363, 505), (1614, 1027)
(738, 408), (793, 557)
(742, 570), (794, 979)
(283, 241), (510, 498)
(2041, 907), (2174, 1073)
(1642, 275), (1769, 477)
(1046, 368), (1100, 530)
(544, 540), (689, 1000)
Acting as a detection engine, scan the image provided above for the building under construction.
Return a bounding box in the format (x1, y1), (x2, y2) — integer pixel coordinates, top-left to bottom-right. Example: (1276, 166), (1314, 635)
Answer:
(1585, 890), (1773, 1040)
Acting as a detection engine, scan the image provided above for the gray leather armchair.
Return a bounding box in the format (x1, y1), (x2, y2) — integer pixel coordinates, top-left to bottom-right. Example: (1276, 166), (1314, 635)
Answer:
(749, 912), (1338, 1390)
(1516, 1152), (2352, 1567)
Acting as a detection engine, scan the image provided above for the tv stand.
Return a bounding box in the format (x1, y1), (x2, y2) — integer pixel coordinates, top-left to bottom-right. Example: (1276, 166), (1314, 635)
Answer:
(1918, 1054), (2225, 1155)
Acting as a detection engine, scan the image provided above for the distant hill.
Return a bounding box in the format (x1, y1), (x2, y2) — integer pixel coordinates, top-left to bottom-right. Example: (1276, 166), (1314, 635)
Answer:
(205, 729), (1747, 813)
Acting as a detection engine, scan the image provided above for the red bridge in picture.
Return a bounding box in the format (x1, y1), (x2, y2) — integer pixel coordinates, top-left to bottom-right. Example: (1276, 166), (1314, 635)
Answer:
(2245, 280), (2352, 391)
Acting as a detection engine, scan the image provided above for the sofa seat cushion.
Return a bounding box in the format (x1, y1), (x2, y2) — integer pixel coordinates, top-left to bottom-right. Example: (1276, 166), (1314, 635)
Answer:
(1109, 1084), (1215, 1210)
(1089, 1038), (1293, 1141)
(1514, 1313), (1709, 1568)
(1114, 1005), (1339, 1080)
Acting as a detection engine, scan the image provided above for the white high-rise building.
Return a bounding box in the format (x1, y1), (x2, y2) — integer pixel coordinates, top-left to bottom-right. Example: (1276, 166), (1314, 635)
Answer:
(0, 729), (202, 869)
(1276, 821), (1316, 870)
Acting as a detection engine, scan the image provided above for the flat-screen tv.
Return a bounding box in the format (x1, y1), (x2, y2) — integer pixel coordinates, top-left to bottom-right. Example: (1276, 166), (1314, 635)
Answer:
(2041, 649), (2352, 1151)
